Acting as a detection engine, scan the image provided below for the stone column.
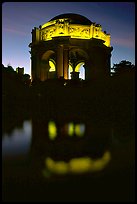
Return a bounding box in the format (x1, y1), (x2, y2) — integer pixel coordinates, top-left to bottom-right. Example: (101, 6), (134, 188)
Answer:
(30, 55), (35, 82)
(56, 45), (63, 78)
(63, 47), (69, 79)
(40, 60), (50, 81)
(83, 63), (87, 80)
(36, 55), (41, 80)
(31, 52), (39, 82)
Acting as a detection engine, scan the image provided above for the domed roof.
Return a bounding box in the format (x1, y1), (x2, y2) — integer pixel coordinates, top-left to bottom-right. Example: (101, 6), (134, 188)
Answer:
(50, 13), (92, 25)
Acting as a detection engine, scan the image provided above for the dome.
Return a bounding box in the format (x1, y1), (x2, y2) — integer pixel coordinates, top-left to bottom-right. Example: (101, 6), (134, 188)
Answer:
(49, 13), (92, 25)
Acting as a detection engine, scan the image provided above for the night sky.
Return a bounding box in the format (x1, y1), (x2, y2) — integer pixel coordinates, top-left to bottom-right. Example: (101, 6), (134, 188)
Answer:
(2, 2), (135, 75)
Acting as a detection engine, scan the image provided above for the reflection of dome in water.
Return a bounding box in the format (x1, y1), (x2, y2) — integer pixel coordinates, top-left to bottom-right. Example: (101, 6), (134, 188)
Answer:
(49, 13), (92, 25)
(43, 151), (111, 176)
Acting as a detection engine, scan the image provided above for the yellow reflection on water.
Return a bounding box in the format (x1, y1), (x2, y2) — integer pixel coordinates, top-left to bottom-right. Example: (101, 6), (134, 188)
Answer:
(69, 157), (92, 173)
(68, 123), (74, 136)
(48, 122), (85, 139)
(45, 158), (68, 174)
(48, 121), (57, 140)
(75, 124), (85, 137)
(43, 151), (111, 176)
(68, 123), (85, 137)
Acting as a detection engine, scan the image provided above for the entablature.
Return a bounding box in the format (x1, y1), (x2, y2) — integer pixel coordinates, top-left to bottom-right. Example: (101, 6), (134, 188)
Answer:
(32, 19), (111, 47)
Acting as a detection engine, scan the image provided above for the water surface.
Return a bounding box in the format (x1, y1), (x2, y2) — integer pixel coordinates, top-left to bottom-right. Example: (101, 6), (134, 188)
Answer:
(2, 116), (135, 202)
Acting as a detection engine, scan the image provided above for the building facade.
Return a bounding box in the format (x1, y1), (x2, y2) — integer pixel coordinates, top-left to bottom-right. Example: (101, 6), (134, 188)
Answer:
(29, 13), (113, 82)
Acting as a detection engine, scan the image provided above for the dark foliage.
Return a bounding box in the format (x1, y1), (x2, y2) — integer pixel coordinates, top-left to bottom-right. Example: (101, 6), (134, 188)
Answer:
(111, 60), (135, 76)
(2, 61), (135, 138)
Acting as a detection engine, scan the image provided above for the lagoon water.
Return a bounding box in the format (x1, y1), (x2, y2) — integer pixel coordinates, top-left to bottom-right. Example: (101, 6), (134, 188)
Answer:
(2, 115), (135, 202)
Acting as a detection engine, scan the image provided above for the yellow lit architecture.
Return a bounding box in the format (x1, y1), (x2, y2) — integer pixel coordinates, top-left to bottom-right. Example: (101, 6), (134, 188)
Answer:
(29, 13), (113, 82)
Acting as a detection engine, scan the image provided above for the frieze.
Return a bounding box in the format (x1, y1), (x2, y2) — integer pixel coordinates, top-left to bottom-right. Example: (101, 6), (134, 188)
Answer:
(39, 21), (110, 47)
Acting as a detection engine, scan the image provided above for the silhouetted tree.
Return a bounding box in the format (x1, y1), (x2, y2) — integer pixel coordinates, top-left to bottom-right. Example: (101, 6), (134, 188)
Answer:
(112, 60), (135, 75)
(22, 74), (31, 86)
(7, 64), (15, 72)
(110, 60), (135, 129)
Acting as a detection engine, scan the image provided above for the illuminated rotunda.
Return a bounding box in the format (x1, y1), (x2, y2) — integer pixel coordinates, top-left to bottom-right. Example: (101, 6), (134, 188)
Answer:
(29, 13), (113, 81)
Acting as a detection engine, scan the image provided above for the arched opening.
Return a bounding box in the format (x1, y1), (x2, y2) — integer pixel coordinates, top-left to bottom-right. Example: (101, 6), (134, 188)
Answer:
(49, 59), (56, 72)
(69, 47), (87, 80)
(48, 59), (56, 79)
(41, 50), (56, 80)
(75, 62), (85, 80)
(68, 63), (73, 79)
(41, 50), (55, 61)
(79, 65), (85, 80)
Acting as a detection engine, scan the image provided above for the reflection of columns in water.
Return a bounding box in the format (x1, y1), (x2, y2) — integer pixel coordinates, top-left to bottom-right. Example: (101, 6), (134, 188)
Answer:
(63, 47), (69, 79)
(57, 45), (63, 78)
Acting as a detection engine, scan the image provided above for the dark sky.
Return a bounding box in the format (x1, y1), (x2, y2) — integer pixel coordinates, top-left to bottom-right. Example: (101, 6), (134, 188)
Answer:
(2, 2), (135, 75)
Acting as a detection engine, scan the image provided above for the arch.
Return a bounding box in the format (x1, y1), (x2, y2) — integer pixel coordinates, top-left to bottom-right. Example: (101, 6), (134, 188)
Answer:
(69, 47), (89, 61)
(75, 61), (85, 72)
(41, 50), (55, 61)
(48, 59), (56, 79)
(49, 59), (56, 72)
(75, 61), (85, 80)
(68, 63), (73, 79)
(79, 65), (85, 80)
(40, 50), (56, 80)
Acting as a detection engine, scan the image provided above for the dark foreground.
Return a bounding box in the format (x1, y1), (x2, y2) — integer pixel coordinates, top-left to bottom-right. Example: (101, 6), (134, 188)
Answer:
(2, 76), (135, 202)
(3, 142), (135, 202)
